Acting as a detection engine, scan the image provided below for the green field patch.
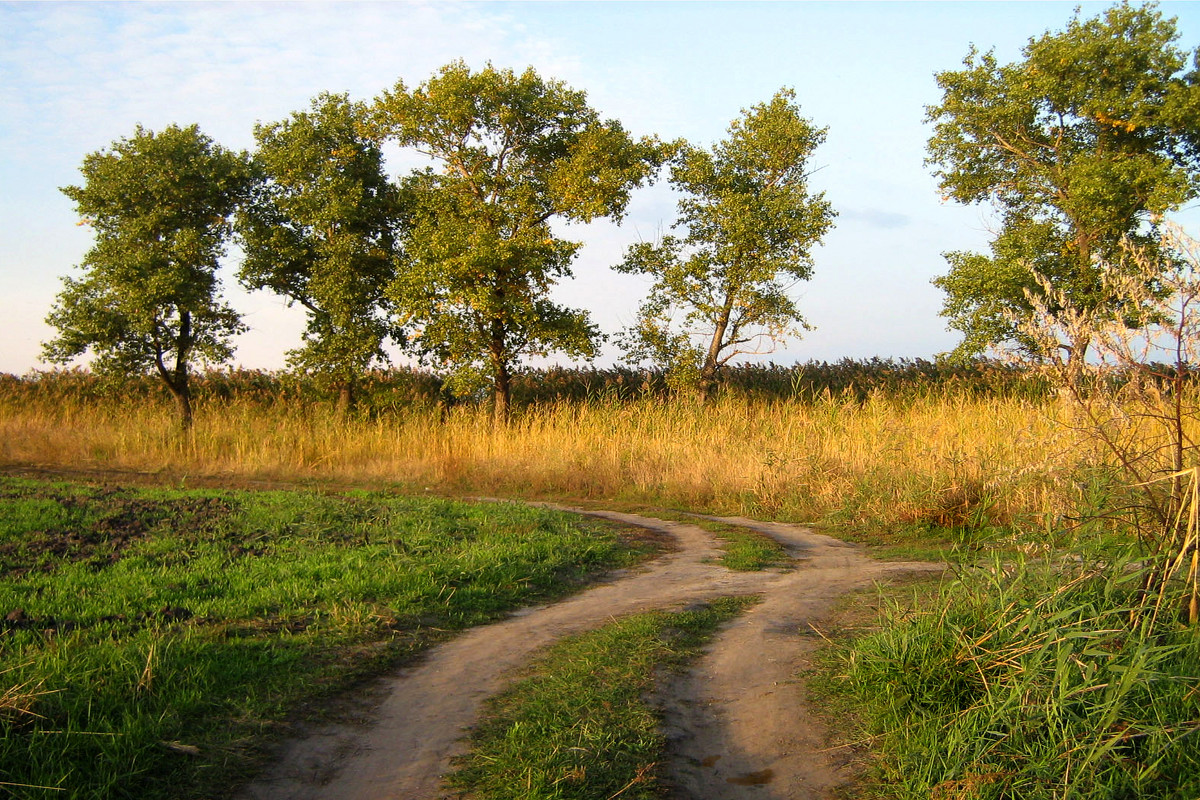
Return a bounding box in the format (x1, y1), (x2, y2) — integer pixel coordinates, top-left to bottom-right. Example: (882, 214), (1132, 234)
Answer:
(0, 477), (657, 799)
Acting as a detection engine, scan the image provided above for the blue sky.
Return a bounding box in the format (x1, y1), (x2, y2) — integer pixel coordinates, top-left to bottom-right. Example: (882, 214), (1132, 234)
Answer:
(3, 1), (1199, 375)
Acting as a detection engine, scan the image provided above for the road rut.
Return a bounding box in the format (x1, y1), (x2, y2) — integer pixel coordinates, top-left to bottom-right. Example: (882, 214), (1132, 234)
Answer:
(236, 507), (942, 800)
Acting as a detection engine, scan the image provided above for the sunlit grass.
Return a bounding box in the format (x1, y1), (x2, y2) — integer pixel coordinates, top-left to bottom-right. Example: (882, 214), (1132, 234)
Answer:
(817, 556), (1200, 800)
(0, 477), (653, 799)
(0, 380), (1091, 544)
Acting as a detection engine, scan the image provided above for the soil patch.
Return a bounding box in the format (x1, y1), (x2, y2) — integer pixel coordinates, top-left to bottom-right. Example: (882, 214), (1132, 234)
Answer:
(0, 480), (234, 577)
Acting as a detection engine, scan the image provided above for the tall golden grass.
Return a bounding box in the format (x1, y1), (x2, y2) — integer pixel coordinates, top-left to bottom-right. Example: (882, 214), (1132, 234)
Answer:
(0, 381), (1094, 533)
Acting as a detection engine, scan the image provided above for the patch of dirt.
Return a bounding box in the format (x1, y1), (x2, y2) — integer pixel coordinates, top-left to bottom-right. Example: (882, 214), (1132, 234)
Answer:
(235, 508), (944, 800)
(0, 477), (234, 577)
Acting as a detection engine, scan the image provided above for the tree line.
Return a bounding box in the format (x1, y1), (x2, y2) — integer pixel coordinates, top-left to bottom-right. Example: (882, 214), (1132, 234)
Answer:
(45, 4), (1200, 428)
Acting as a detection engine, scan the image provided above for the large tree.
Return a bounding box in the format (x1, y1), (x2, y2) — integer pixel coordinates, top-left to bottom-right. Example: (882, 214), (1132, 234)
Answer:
(616, 89), (834, 397)
(237, 93), (403, 412)
(45, 124), (252, 429)
(372, 61), (664, 422)
(927, 2), (1200, 364)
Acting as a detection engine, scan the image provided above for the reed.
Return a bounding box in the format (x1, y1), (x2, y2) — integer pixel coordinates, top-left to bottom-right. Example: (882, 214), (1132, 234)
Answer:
(1, 375), (1092, 539)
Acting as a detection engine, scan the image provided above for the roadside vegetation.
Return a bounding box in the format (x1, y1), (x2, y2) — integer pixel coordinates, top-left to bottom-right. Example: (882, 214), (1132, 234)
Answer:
(818, 555), (1200, 800)
(0, 478), (655, 799)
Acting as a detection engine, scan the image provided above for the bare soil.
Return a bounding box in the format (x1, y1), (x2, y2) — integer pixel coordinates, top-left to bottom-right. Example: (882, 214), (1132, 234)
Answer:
(236, 507), (944, 800)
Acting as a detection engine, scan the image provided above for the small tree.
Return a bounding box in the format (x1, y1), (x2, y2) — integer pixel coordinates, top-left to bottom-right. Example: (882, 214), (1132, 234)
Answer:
(373, 61), (665, 423)
(616, 90), (834, 397)
(237, 93), (403, 412)
(928, 3), (1200, 365)
(45, 124), (252, 429)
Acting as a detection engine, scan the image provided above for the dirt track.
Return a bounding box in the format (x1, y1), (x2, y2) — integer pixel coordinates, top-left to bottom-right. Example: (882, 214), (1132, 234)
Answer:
(236, 507), (944, 800)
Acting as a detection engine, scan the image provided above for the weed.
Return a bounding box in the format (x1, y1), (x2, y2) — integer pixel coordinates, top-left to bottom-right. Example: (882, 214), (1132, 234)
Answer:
(825, 556), (1200, 799)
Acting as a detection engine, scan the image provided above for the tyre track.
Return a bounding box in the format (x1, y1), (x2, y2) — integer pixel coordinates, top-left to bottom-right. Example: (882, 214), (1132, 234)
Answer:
(237, 508), (942, 800)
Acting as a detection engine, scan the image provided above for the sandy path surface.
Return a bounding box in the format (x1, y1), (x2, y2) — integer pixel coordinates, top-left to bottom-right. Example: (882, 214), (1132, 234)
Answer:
(236, 507), (942, 800)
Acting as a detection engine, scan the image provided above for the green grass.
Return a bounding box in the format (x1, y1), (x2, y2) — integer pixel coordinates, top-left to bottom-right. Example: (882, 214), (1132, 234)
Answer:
(0, 477), (657, 800)
(816, 555), (1200, 800)
(704, 523), (790, 571)
(595, 507), (790, 571)
(448, 597), (755, 799)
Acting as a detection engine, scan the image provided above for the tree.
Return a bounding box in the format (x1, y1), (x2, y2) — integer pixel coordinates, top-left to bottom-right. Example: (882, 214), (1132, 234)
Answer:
(928, 2), (1200, 364)
(616, 89), (835, 397)
(237, 93), (403, 412)
(45, 124), (252, 429)
(372, 61), (665, 422)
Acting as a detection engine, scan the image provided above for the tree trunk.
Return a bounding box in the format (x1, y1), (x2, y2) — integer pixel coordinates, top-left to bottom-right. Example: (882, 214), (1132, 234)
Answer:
(697, 361), (719, 401)
(492, 359), (511, 426)
(172, 384), (194, 431)
(154, 311), (194, 431)
(699, 295), (735, 401)
(490, 319), (511, 425)
(156, 360), (193, 431)
(335, 378), (355, 417)
(1064, 334), (1091, 384)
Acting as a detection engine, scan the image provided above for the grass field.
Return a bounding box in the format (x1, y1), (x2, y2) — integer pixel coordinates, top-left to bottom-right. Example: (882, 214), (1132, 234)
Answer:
(3, 363), (1198, 799)
(0, 477), (656, 799)
(0, 365), (1083, 553)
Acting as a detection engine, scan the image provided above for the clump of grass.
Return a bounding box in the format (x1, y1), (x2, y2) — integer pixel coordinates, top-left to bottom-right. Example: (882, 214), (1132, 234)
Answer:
(696, 521), (790, 571)
(826, 555), (1200, 799)
(608, 509), (791, 571)
(449, 597), (754, 800)
(0, 477), (655, 799)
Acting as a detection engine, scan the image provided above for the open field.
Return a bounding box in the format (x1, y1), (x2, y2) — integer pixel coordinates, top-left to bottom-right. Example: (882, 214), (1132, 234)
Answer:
(3, 364), (1199, 799)
(0, 477), (656, 798)
(0, 365), (1088, 554)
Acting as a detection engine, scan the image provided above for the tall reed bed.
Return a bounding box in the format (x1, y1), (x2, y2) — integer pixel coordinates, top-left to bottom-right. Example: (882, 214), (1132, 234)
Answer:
(1, 370), (1087, 536)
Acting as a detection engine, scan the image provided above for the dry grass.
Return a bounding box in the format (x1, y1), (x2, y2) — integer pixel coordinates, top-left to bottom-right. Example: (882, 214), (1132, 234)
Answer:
(0, 663), (52, 726)
(0, 387), (1092, 531)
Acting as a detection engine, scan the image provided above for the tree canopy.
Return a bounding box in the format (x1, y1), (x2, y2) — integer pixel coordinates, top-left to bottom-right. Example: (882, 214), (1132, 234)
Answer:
(372, 61), (665, 421)
(927, 2), (1200, 363)
(616, 89), (834, 396)
(45, 124), (252, 428)
(237, 93), (403, 411)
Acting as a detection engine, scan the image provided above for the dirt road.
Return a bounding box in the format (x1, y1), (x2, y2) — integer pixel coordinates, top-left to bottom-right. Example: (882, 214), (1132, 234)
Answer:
(236, 507), (943, 800)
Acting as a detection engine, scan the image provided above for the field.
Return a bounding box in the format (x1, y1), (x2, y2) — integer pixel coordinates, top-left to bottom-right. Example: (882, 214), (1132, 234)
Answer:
(2, 361), (1199, 799)
(0, 477), (654, 798)
(0, 362), (1074, 546)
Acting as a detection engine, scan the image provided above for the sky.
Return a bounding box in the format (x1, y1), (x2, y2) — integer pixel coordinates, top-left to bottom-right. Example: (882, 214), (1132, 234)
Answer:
(3, 0), (1200, 376)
